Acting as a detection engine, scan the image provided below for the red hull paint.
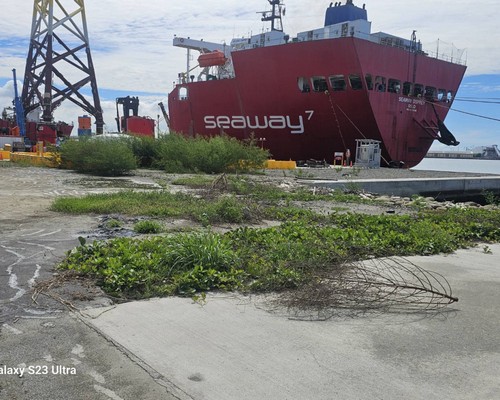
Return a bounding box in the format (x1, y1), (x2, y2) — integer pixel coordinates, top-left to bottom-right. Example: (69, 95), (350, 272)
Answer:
(168, 36), (465, 169)
(125, 116), (155, 137)
(0, 118), (73, 145)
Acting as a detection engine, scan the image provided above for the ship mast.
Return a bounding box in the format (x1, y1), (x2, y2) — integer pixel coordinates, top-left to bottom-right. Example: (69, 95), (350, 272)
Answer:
(261, 0), (285, 32)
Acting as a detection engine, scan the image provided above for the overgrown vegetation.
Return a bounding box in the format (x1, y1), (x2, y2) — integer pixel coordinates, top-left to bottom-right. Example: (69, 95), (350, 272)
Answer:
(127, 135), (157, 168)
(59, 207), (500, 299)
(153, 133), (269, 173)
(50, 176), (371, 224)
(60, 137), (137, 176)
(58, 133), (269, 175)
(51, 190), (262, 225)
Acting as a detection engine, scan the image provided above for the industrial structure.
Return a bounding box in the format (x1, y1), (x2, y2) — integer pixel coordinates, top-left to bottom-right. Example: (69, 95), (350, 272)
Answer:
(22, 0), (104, 137)
(116, 96), (155, 137)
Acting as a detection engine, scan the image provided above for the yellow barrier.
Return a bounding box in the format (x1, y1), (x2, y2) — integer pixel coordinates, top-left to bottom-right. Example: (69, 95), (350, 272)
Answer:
(265, 159), (297, 169)
(10, 152), (59, 168)
(0, 150), (11, 161)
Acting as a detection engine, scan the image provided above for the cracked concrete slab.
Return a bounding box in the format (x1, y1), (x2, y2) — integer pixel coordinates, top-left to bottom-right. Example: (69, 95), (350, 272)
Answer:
(85, 244), (500, 400)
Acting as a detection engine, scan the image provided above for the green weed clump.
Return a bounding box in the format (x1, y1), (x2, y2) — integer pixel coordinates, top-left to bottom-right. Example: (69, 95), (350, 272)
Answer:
(59, 207), (500, 299)
(154, 133), (269, 173)
(60, 137), (137, 176)
(51, 191), (260, 225)
(134, 220), (163, 234)
(60, 232), (245, 297)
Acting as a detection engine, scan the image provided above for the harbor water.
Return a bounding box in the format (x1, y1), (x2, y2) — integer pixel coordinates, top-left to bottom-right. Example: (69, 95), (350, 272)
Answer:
(413, 158), (500, 175)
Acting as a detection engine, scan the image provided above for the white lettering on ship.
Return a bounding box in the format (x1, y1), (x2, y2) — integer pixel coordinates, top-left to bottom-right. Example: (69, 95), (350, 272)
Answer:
(398, 97), (425, 112)
(204, 111), (314, 134)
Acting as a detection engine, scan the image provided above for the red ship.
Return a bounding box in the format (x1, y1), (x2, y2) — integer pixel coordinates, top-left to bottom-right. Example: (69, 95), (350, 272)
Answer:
(168, 1), (466, 168)
(1, 108), (73, 147)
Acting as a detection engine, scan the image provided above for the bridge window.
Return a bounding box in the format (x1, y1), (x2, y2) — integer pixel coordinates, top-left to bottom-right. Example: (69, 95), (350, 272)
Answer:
(365, 74), (373, 90)
(425, 86), (437, 100)
(349, 74), (363, 90)
(375, 76), (386, 92)
(329, 75), (346, 91)
(403, 82), (412, 96)
(388, 79), (401, 93)
(413, 84), (424, 97)
(437, 89), (446, 101)
(312, 76), (328, 92)
(297, 77), (311, 93)
(179, 87), (188, 100)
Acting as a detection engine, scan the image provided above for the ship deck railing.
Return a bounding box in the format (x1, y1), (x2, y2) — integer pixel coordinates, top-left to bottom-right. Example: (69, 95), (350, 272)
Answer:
(423, 50), (467, 66)
(292, 29), (467, 67)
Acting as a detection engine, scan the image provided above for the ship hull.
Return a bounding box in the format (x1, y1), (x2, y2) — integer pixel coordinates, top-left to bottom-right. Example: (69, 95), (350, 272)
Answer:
(0, 119), (73, 145)
(168, 37), (466, 167)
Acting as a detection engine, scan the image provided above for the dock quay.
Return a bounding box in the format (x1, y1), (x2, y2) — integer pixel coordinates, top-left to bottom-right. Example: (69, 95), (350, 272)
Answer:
(287, 168), (500, 201)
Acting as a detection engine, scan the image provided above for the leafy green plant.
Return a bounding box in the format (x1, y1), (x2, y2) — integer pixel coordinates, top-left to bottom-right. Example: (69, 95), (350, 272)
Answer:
(59, 232), (245, 297)
(59, 204), (500, 300)
(60, 137), (137, 176)
(482, 190), (499, 206)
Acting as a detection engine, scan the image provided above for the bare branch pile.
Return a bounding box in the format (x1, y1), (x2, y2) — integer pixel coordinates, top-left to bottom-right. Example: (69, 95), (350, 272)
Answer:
(274, 257), (458, 320)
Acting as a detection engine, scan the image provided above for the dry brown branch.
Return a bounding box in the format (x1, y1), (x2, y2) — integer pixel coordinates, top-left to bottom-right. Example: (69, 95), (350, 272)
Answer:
(211, 173), (228, 191)
(274, 256), (458, 320)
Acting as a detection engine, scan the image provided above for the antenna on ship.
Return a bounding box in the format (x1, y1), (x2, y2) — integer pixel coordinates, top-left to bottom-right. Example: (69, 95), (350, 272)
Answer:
(259, 0), (285, 32)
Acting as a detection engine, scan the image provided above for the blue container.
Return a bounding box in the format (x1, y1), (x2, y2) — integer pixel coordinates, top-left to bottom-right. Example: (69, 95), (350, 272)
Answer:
(78, 128), (92, 136)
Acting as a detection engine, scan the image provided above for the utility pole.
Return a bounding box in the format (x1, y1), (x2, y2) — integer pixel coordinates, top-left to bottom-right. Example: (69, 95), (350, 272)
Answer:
(22, 0), (104, 133)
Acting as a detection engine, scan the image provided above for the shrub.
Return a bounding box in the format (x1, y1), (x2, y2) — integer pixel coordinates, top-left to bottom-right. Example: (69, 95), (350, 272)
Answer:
(60, 137), (137, 176)
(127, 136), (157, 168)
(154, 133), (269, 173)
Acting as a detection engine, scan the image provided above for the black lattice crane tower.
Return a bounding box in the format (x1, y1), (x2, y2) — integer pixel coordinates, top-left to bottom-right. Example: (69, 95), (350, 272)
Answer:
(22, 0), (104, 134)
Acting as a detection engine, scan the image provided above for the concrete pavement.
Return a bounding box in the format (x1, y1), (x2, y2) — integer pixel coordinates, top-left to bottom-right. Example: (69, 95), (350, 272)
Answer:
(303, 175), (500, 199)
(85, 244), (500, 400)
(2, 166), (499, 399)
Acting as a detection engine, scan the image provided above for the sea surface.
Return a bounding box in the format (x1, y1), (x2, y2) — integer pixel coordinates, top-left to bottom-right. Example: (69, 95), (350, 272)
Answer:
(413, 158), (500, 175)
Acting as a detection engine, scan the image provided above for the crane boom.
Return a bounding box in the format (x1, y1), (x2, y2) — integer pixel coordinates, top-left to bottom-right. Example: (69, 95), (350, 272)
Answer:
(158, 102), (170, 128)
(12, 69), (26, 137)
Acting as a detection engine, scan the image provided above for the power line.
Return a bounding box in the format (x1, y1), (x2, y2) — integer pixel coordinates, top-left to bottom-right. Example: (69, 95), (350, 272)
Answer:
(456, 96), (500, 100)
(450, 107), (500, 122)
(454, 99), (500, 104)
(430, 98), (500, 122)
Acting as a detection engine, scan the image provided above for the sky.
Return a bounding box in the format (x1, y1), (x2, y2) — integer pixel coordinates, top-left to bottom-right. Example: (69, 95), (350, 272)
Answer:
(0, 0), (499, 149)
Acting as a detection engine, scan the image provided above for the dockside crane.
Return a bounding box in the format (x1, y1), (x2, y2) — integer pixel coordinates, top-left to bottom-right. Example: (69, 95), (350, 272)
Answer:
(21, 0), (104, 144)
(12, 69), (26, 137)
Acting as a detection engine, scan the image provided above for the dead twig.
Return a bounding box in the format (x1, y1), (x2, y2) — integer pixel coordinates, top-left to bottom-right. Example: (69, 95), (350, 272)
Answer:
(274, 256), (458, 320)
